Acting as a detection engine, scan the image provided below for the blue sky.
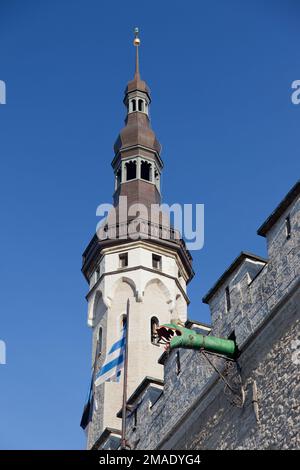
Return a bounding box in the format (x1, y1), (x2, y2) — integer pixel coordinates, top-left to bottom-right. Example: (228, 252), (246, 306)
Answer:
(0, 0), (299, 449)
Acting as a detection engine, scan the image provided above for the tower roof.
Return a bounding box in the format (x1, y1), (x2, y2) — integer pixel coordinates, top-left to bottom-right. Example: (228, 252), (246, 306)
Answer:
(114, 112), (161, 154)
(114, 28), (160, 155)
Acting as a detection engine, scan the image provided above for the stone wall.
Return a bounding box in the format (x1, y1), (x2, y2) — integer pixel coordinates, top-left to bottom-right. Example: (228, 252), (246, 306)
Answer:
(124, 190), (300, 450)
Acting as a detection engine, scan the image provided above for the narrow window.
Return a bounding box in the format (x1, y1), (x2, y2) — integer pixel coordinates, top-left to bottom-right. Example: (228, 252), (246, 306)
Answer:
(285, 215), (291, 239)
(151, 317), (159, 344)
(225, 286), (231, 312)
(176, 351), (181, 375)
(132, 99), (136, 112)
(125, 161), (137, 181)
(138, 99), (144, 112)
(152, 254), (162, 270)
(119, 253), (128, 268)
(141, 161), (152, 181)
(116, 168), (121, 186)
(133, 408), (137, 430)
(121, 314), (127, 329)
(97, 327), (103, 355)
(154, 169), (160, 189)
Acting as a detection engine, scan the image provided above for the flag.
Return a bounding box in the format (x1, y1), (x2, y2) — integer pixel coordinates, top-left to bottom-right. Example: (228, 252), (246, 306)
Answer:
(95, 325), (126, 386)
(80, 375), (94, 431)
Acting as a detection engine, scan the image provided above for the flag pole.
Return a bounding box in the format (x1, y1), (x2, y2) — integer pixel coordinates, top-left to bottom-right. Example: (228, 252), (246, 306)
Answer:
(120, 299), (130, 450)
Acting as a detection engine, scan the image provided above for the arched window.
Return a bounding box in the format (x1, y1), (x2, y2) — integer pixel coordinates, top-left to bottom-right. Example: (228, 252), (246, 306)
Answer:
(116, 168), (122, 186)
(125, 160), (137, 181)
(121, 314), (127, 330)
(154, 169), (160, 189)
(150, 317), (159, 344)
(138, 99), (144, 112)
(97, 327), (103, 356)
(141, 161), (152, 181)
(132, 99), (136, 112)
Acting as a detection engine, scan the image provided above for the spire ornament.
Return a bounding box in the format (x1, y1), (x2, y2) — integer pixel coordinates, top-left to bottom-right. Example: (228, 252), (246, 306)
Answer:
(133, 27), (140, 77)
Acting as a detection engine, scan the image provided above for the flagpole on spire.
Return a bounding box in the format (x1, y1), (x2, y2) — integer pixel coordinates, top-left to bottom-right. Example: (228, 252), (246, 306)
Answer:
(120, 299), (130, 450)
(133, 27), (140, 78)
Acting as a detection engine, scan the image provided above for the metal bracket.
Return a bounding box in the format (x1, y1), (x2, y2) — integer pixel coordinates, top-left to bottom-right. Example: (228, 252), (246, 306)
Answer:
(200, 349), (245, 408)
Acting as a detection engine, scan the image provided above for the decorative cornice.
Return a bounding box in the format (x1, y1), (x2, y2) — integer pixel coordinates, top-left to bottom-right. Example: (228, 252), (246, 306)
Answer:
(111, 144), (164, 170)
(82, 235), (194, 284)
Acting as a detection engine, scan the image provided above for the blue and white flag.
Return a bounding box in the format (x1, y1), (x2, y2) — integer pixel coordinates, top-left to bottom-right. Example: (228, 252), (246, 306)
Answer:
(95, 325), (126, 386)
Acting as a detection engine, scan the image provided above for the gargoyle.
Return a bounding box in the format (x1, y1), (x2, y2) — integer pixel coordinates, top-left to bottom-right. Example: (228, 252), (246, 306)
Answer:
(156, 323), (236, 359)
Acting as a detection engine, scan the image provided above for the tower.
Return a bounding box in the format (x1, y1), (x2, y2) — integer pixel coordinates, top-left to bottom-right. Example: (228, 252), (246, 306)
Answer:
(82, 30), (194, 448)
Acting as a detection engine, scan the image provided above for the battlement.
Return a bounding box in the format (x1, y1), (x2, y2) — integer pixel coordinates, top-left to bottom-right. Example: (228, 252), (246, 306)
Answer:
(203, 180), (300, 349)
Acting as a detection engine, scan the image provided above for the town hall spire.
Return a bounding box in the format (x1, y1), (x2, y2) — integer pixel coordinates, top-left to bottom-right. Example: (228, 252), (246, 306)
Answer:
(112, 28), (162, 211)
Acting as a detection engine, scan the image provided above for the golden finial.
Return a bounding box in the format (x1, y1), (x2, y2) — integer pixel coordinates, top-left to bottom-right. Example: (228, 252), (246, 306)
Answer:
(133, 27), (140, 47)
(133, 27), (140, 76)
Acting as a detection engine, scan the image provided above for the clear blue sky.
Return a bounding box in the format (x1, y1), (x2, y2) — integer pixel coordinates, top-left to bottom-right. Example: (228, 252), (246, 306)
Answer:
(0, 0), (299, 449)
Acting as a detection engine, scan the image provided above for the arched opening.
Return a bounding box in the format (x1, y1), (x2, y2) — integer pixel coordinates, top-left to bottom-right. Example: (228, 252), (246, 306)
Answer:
(138, 99), (144, 112)
(97, 327), (103, 355)
(125, 160), (137, 181)
(132, 99), (136, 112)
(116, 168), (122, 186)
(121, 314), (127, 330)
(141, 161), (152, 181)
(150, 316), (159, 344)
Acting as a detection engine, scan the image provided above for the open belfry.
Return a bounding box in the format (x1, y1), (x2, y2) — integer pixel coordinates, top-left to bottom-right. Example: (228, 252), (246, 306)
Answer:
(81, 31), (300, 450)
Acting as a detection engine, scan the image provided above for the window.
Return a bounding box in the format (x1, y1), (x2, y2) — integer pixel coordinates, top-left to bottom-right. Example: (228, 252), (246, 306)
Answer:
(121, 314), (127, 329)
(225, 286), (231, 312)
(152, 254), (162, 270)
(132, 99), (136, 112)
(133, 408), (137, 430)
(285, 215), (291, 239)
(141, 160), (152, 181)
(138, 99), (144, 112)
(119, 253), (128, 268)
(151, 317), (159, 344)
(154, 169), (160, 189)
(97, 327), (103, 356)
(125, 161), (137, 181)
(176, 351), (181, 375)
(116, 168), (122, 186)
